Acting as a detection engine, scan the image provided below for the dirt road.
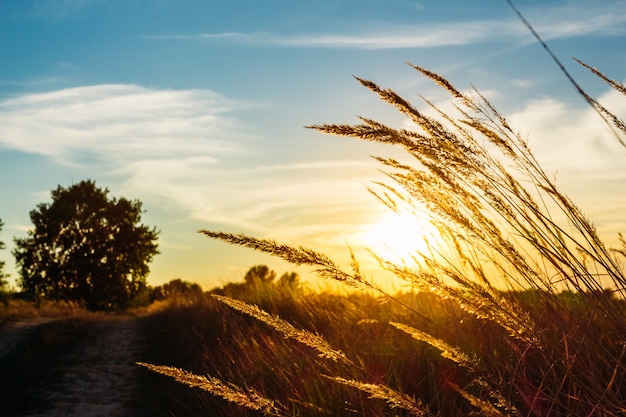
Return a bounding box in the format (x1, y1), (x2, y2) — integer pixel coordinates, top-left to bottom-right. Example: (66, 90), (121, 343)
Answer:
(0, 315), (150, 417)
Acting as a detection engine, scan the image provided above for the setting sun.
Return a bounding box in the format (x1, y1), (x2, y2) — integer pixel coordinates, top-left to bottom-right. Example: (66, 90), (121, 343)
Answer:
(364, 209), (442, 264)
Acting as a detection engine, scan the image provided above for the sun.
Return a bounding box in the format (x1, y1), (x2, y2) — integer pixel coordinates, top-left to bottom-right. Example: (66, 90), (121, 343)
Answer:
(364, 209), (442, 264)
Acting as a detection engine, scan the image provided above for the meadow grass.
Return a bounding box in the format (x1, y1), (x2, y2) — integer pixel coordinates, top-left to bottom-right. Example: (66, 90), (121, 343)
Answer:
(0, 297), (87, 325)
(138, 286), (480, 416)
(139, 281), (626, 416)
(141, 20), (626, 417)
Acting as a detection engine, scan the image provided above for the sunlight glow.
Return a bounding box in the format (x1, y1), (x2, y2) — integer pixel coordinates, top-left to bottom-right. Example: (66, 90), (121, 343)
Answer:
(364, 209), (442, 265)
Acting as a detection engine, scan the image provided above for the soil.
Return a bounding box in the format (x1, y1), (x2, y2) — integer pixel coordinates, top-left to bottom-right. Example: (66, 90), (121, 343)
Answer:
(0, 314), (151, 417)
(0, 317), (56, 358)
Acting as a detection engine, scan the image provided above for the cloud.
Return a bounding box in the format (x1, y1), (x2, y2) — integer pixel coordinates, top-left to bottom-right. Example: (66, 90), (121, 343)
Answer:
(0, 84), (265, 228)
(506, 89), (626, 173)
(120, 155), (381, 240)
(143, 4), (626, 50)
(504, 89), (626, 238)
(0, 84), (248, 166)
(143, 24), (500, 49)
(5, 81), (622, 280)
(523, 4), (626, 40)
(399, 84), (626, 175)
(0, 84), (383, 251)
(510, 78), (539, 89)
(395, 83), (626, 237)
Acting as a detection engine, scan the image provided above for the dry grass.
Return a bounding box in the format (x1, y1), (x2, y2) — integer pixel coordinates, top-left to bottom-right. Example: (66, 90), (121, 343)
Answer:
(137, 287), (479, 416)
(0, 298), (88, 325)
(141, 10), (626, 417)
(212, 294), (354, 366)
(138, 285), (626, 416)
(137, 362), (287, 416)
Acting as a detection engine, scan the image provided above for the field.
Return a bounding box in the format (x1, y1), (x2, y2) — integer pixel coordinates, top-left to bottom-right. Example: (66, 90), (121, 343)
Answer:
(138, 284), (626, 416)
(1, 282), (626, 416)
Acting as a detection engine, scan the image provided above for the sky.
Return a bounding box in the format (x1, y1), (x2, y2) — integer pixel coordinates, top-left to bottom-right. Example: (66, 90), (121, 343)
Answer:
(1, 0), (625, 290)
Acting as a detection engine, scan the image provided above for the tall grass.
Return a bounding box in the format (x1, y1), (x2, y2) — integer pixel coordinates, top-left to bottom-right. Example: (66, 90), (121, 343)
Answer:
(139, 285), (491, 416)
(141, 22), (626, 417)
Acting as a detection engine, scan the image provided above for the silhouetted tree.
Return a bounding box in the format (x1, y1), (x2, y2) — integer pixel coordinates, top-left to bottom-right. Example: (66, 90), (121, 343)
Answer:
(13, 180), (159, 310)
(243, 264), (276, 285)
(278, 271), (300, 288)
(211, 266), (301, 299)
(151, 278), (203, 301)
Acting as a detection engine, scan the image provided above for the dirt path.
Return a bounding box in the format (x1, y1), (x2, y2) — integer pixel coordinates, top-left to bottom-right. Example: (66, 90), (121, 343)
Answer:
(0, 317), (56, 358)
(0, 315), (147, 417)
(35, 317), (143, 417)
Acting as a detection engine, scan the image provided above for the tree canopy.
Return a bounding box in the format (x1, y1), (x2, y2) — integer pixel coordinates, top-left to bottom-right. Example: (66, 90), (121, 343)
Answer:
(214, 265), (301, 299)
(151, 278), (203, 302)
(13, 180), (159, 310)
(244, 264), (277, 285)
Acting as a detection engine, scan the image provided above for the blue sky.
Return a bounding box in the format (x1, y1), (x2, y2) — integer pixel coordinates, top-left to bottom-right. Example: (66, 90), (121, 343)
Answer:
(1, 0), (625, 289)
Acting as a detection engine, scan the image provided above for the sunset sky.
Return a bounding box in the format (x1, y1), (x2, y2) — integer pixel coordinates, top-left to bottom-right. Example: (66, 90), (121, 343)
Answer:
(1, 0), (625, 290)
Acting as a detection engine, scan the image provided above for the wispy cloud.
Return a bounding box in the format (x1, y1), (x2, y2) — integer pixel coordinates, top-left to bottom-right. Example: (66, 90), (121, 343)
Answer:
(505, 89), (626, 238)
(0, 84), (247, 166)
(143, 4), (626, 50)
(119, 154), (380, 238)
(401, 83), (626, 175)
(144, 23), (494, 49)
(0, 84), (381, 249)
(396, 84), (626, 239)
(524, 4), (626, 39)
(507, 89), (626, 173)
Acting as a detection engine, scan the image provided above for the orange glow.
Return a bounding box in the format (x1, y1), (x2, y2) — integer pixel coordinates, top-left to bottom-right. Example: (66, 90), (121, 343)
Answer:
(364, 209), (441, 265)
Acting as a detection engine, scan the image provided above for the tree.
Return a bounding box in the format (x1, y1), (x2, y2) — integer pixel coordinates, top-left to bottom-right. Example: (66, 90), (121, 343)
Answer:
(277, 271), (300, 288)
(13, 180), (159, 310)
(151, 278), (203, 301)
(243, 265), (276, 285)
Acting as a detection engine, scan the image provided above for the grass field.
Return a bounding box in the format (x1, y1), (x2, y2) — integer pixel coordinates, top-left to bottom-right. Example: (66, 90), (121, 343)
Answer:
(133, 280), (626, 416)
(2, 265), (626, 416)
